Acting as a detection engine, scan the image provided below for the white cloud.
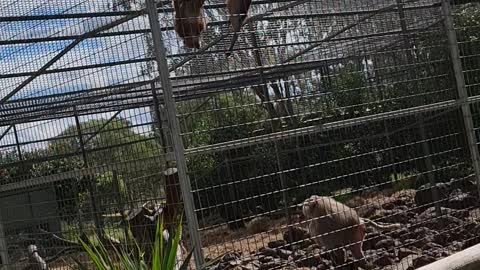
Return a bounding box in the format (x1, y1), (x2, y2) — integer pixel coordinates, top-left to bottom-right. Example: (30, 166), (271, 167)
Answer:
(0, 2), (161, 155)
(0, 107), (154, 152)
(0, 0), (157, 100)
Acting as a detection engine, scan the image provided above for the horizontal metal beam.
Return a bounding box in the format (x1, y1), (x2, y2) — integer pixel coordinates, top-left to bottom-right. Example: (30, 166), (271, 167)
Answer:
(0, 10), (139, 22)
(184, 96), (480, 155)
(0, 58), (154, 80)
(1, 28), (401, 81)
(2, 97), (476, 193)
(0, 155), (164, 195)
(0, 0), (165, 104)
(0, 29), (150, 46)
(0, 1), (441, 126)
(0, 0), (297, 22)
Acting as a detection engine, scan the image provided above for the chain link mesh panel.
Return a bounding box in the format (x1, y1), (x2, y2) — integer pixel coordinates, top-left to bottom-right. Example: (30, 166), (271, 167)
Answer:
(0, 0), (480, 269)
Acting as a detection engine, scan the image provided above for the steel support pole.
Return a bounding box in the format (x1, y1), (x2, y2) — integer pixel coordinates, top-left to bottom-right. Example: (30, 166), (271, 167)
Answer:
(442, 0), (480, 197)
(12, 125), (22, 162)
(396, 0), (441, 216)
(151, 82), (171, 158)
(0, 211), (9, 268)
(247, 21), (292, 227)
(145, 0), (204, 267)
(73, 107), (103, 236)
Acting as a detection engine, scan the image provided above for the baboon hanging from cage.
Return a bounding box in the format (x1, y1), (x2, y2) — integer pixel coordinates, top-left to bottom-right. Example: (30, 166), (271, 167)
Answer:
(172, 0), (208, 49)
(225, 0), (252, 56)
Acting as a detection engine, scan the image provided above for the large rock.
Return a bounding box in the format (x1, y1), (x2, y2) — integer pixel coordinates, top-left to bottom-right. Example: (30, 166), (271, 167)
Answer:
(422, 242), (443, 251)
(209, 252), (243, 270)
(413, 255), (436, 268)
(283, 226), (310, 244)
(382, 202), (395, 210)
(375, 238), (396, 250)
(433, 233), (449, 246)
(414, 182), (450, 208)
(374, 253), (394, 267)
(268, 240), (287, 249)
(383, 254), (421, 270)
(260, 247), (277, 257)
(363, 232), (388, 250)
(415, 207), (464, 230)
(259, 258), (284, 270)
(448, 177), (477, 194)
(247, 217), (272, 234)
(417, 206), (468, 220)
(397, 248), (420, 260)
(295, 254), (321, 268)
(370, 209), (409, 223)
(448, 189), (477, 209)
(276, 249), (292, 260)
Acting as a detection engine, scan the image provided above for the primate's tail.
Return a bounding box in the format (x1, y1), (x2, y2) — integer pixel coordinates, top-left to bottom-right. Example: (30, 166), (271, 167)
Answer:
(360, 218), (401, 231)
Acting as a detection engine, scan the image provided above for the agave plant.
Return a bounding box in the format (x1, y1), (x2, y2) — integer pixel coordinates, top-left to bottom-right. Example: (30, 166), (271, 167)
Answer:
(74, 217), (193, 270)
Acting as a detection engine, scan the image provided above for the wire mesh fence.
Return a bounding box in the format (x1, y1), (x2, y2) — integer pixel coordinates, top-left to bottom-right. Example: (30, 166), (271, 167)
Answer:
(0, 0), (479, 269)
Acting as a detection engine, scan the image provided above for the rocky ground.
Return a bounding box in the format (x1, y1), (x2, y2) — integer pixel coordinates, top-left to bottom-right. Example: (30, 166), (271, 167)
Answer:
(206, 180), (480, 270)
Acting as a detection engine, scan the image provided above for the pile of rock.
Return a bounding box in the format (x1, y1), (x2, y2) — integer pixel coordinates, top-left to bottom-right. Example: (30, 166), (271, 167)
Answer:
(208, 181), (480, 270)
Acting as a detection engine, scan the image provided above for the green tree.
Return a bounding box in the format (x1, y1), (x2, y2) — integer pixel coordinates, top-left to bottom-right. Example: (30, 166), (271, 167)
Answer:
(30, 117), (165, 222)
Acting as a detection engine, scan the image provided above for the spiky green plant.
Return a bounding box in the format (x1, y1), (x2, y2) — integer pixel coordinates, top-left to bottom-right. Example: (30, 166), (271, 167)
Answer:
(74, 217), (193, 270)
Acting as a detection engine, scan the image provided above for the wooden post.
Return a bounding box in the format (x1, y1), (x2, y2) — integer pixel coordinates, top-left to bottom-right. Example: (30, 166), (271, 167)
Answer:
(164, 167), (182, 226)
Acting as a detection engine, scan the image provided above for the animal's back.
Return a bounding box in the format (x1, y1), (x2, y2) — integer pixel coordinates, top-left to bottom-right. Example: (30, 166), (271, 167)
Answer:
(305, 196), (361, 248)
(172, 0), (206, 48)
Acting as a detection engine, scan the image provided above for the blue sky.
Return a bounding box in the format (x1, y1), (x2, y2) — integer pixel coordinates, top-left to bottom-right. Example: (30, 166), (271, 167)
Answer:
(0, 0), (169, 150)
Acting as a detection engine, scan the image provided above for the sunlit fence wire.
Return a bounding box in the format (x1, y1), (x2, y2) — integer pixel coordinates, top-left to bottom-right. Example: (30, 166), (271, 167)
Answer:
(0, 0), (480, 269)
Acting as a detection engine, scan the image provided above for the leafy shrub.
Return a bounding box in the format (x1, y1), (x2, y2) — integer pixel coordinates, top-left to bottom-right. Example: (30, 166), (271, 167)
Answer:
(75, 218), (193, 270)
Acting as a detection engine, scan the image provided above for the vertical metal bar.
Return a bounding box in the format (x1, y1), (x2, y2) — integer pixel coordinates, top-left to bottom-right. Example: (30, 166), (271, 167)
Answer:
(12, 125), (38, 227)
(0, 211), (9, 268)
(145, 0), (204, 267)
(274, 141), (291, 222)
(12, 125), (22, 162)
(12, 124), (33, 224)
(225, 158), (240, 225)
(396, 0), (412, 60)
(84, 110), (123, 145)
(442, 0), (480, 197)
(73, 107), (104, 238)
(247, 21), (292, 227)
(112, 170), (129, 241)
(418, 116), (442, 216)
(151, 82), (169, 156)
(74, 108), (88, 166)
(368, 54), (398, 185)
(73, 178), (85, 233)
(397, 0), (441, 216)
(0, 126), (12, 142)
(247, 21), (278, 123)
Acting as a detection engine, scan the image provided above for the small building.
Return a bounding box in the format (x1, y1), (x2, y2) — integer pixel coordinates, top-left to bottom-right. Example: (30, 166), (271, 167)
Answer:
(0, 184), (61, 267)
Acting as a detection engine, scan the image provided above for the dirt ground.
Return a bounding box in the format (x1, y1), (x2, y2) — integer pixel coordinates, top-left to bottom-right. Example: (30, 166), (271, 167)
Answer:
(201, 188), (480, 270)
(24, 188), (480, 270)
(199, 190), (415, 259)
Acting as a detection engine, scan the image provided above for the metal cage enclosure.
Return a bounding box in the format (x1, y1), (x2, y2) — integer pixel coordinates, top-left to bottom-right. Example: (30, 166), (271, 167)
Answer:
(1, 0), (480, 269)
